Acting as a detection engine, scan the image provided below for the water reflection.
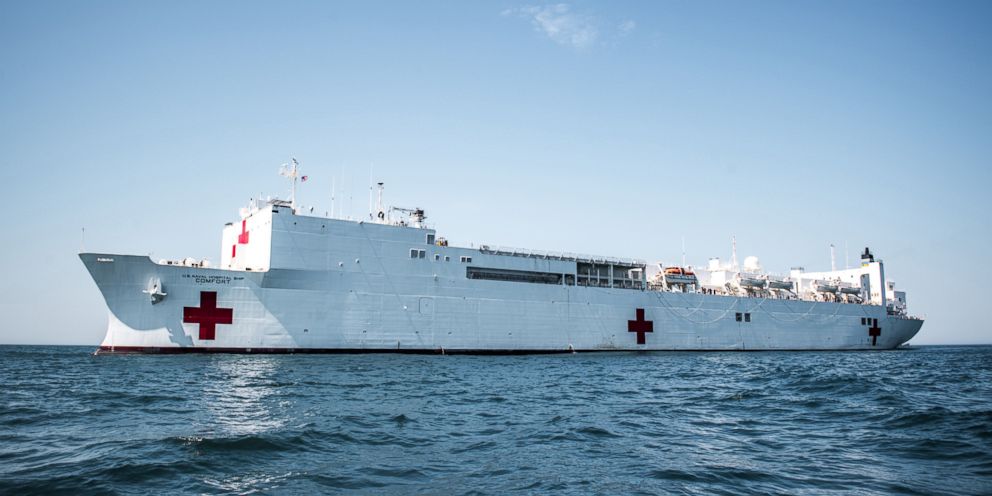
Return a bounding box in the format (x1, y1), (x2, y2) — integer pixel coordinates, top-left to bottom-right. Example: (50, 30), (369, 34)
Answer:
(198, 355), (289, 437)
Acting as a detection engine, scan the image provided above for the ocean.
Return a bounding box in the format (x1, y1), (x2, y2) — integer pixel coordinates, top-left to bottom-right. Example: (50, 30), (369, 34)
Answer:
(1, 345), (989, 495)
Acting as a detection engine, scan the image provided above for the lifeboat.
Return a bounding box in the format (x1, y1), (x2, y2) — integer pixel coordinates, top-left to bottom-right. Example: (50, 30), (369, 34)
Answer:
(768, 279), (794, 290)
(740, 277), (767, 288)
(816, 283), (839, 293)
(664, 266), (695, 276)
(662, 266), (698, 286)
(839, 286), (861, 295)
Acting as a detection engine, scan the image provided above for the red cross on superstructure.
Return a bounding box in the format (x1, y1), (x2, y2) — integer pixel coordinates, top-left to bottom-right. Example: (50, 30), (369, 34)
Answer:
(868, 318), (881, 346)
(238, 219), (250, 244)
(232, 220), (249, 258)
(183, 291), (233, 340)
(628, 308), (653, 345)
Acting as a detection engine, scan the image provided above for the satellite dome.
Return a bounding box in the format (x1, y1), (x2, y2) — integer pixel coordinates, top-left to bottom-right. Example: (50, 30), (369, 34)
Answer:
(743, 256), (762, 272)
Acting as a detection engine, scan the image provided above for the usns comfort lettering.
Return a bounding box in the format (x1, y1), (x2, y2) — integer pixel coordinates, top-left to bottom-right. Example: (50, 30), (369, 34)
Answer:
(80, 161), (923, 353)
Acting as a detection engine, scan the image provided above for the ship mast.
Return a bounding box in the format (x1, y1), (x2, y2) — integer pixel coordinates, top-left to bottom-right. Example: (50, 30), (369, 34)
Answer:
(279, 158), (301, 212)
(731, 235), (738, 270)
(375, 182), (385, 223)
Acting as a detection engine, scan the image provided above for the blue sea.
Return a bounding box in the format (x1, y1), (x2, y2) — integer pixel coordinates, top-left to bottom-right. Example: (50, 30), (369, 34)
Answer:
(1, 346), (990, 495)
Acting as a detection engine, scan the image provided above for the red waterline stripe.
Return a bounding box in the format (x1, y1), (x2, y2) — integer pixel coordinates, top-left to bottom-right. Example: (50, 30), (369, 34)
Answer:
(95, 346), (899, 355)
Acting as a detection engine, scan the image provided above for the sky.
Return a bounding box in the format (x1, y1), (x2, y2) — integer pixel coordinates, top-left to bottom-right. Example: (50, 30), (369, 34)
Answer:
(0, 0), (989, 345)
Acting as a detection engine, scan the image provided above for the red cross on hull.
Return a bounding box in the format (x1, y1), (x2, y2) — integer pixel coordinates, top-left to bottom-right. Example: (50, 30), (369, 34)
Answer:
(868, 318), (881, 346)
(183, 291), (233, 340)
(628, 308), (653, 345)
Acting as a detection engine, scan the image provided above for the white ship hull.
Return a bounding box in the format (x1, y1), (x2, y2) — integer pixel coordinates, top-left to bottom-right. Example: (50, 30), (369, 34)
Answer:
(80, 251), (922, 353)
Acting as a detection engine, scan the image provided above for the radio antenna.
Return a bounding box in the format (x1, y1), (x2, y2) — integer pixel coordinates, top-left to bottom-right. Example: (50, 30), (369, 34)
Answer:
(330, 174), (336, 218)
(278, 158), (301, 212)
(731, 235), (738, 270)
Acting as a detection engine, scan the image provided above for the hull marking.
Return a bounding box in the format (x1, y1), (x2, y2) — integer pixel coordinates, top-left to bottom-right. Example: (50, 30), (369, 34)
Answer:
(627, 308), (653, 345)
(868, 318), (881, 346)
(183, 291), (233, 340)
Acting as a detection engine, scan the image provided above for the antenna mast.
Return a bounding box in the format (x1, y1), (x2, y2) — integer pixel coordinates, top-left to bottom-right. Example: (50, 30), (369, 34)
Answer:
(830, 244), (837, 271)
(279, 158), (301, 213)
(375, 182), (385, 222)
(681, 236), (686, 267)
(731, 235), (738, 270)
(330, 174), (336, 219)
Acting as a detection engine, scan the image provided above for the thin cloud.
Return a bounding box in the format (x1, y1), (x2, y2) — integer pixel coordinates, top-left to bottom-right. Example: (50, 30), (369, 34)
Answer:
(503, 4), (599, 49)
(618, 19), (636, 36)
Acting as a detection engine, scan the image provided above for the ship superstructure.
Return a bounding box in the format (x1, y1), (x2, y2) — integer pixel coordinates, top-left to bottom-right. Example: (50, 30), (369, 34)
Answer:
(80, 167), (923, 353)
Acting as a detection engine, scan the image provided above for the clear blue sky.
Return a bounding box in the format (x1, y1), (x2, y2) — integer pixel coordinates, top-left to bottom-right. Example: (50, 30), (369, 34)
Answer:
(1, 1), (989, 345)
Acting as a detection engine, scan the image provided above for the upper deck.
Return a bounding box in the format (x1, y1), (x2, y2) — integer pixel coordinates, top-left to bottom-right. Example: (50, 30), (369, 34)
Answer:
(159, 185), (911, 317)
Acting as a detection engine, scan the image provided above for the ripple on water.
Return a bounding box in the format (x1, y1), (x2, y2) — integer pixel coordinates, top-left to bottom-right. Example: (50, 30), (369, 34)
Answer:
(1, 345), (991, 494)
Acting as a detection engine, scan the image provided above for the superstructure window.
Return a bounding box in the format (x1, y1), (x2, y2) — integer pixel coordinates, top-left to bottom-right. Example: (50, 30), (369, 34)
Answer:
(427, 234), (435, 245)
(460, 256), (472, 263)
(435, 254), (441, 261)
(466, 266), (563, 285)
(410, 249), (426, 259)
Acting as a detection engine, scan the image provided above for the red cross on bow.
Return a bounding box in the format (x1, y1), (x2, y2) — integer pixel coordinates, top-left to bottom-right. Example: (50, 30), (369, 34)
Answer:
(628, 308), (653, 345)
(868, 318), (881, 346)
(183, 291), (233, 340)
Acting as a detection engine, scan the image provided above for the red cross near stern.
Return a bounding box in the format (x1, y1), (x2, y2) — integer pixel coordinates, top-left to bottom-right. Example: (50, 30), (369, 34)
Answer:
(628, 308), (653, 345)
(183, 291), (233, 340)
(868, 318), (881, 346)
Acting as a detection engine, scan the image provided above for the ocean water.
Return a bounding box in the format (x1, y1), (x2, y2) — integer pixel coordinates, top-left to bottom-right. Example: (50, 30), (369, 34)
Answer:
(1, 346), (990, 495)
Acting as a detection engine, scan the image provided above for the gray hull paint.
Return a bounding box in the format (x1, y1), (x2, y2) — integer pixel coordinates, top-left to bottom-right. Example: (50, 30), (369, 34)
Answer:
(80, 252), (923, 353)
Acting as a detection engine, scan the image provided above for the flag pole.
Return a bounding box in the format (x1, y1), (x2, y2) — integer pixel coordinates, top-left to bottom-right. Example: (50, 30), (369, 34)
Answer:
(291, 158), (299, 213)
